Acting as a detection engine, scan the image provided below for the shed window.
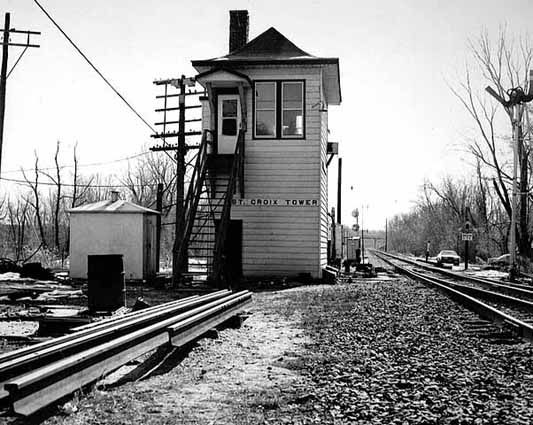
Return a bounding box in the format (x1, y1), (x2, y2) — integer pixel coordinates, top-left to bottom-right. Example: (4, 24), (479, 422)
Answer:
(254, 80), (305, 139)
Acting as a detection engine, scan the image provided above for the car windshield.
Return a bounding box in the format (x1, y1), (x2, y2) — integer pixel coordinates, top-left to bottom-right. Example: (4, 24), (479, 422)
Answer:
(441, 250), (458, 256)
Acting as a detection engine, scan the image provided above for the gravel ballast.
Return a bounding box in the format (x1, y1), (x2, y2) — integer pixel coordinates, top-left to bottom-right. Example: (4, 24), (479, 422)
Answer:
(33, 276), (533, 424)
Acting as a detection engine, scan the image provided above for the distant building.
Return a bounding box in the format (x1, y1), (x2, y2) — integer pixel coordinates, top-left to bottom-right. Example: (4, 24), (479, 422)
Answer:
(69, 193), (159, 280)
(190, 10), (341, 279)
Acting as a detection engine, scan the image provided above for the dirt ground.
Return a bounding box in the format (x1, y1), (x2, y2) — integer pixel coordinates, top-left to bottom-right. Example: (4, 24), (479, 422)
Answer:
(37, 288), (311, 425)
(1, 274), (533, 424)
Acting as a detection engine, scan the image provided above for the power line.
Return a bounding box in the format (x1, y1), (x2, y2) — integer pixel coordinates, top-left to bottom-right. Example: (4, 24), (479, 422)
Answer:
(1, 176), (138, 188)
(3, 148), (198, 177)
(2, 150), (152, 175)
(32, 0), (177, 164)
(0, 175), (191, 188)
(33, 0), (155, 135)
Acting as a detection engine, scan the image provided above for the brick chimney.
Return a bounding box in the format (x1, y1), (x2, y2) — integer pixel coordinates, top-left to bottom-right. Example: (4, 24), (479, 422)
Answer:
(229, 10), (249, 53)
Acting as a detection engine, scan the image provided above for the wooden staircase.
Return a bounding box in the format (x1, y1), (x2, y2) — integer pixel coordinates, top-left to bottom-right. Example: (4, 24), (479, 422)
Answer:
(177, 129), (245, 285)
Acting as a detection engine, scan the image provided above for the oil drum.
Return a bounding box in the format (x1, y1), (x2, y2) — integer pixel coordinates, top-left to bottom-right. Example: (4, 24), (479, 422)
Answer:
(87, 254), (125, 312)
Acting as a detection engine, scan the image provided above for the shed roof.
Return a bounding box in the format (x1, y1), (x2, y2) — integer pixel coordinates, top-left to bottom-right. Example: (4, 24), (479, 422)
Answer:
(69, 200), (160, 215)
(192, 27), (341, 104)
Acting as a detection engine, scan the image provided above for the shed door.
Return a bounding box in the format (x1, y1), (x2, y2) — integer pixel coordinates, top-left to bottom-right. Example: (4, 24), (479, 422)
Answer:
(144, 216), (156, 278)
(217, 95), (241, 154)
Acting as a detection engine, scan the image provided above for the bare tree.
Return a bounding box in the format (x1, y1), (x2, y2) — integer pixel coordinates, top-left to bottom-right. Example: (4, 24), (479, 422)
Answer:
(21, 153), (47, 249)
(7, 197), (29, 261)
(41, 141), (63, 252)
(120, 151), (176, 210)
(450, 29), (533, 259)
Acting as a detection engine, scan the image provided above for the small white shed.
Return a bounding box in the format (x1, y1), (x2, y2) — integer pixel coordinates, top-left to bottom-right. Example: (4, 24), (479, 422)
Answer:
(69, 197), (160, 281)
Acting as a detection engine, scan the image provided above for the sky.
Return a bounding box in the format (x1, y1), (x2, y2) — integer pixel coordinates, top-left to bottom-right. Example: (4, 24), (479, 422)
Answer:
(2, 0), (533, 229)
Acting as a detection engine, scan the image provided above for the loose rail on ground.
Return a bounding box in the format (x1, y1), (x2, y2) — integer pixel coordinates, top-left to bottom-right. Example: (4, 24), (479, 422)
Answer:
(0, 289), (252, 416)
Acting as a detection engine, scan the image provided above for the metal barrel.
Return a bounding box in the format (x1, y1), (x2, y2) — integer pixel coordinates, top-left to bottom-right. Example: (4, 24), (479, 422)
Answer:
(87, 255), (125, 312)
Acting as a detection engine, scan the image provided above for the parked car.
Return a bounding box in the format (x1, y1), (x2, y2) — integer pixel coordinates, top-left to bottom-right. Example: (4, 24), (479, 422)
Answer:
(436, 250), (460, 266)
(487, 254), (510, 267)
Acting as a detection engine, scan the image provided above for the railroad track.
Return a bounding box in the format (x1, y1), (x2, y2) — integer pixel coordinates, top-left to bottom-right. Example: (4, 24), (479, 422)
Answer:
(0, 289), (252, 416)
(373, 250), (533, 343)
(375, 250), (533, 300)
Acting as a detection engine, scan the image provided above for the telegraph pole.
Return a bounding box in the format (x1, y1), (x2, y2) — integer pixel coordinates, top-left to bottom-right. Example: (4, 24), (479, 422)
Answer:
(330, 207), (336, 264)
(0, 13), (40, 180)
(385, 218), (388, 252)
(361, 206), (365, 264)
(337, 157), (342, 223)
(151, 75), (201, 284)
(175, 76), (187, 281)
(155, 183), (163, 273)
(0, 13), (9, 178)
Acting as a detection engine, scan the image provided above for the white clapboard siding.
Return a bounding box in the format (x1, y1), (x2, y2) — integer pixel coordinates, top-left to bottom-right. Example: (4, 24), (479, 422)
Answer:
(319, 78), (330, 269)
(240, 66), (322, 277)
(199, 65), (330, 278)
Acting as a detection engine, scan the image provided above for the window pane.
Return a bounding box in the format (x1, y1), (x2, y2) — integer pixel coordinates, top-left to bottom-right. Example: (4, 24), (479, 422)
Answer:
(222, 118), (237, 136)
(282, 110), (303, 136)
(283, 82), (302, 109)
(256, 82), (276, 110)
(222, 99), (237, 117)
(256, 111), (275, 136)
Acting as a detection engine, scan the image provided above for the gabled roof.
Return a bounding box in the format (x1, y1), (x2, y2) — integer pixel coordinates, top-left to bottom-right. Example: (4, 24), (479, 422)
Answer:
(195, 67), (252, 88)
(192, 27), (341, 105)
(69, 200), (160, 215)
(228, 27), (312, 59)
(193, 27), (335, 65)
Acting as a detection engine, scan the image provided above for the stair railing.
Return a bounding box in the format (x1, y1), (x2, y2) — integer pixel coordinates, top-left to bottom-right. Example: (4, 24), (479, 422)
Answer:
(174, 129), (211, 274)
(210, 129), (245, 285)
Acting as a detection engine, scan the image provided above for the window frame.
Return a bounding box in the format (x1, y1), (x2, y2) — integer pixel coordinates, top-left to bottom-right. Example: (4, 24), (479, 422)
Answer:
(221, 97), (239, 136)
(281, 81), (305, 138)
(253, 80), (306, 140)
(254, 81), (277, 139)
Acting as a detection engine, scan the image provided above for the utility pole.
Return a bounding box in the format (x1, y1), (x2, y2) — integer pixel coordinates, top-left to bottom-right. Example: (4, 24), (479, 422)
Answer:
(155, 183), (163, 273)
(330, 207), (336, 264)
(175, 76), (186, 282)
(0, 13), (9, 178)
(486, 73), (533, 281)
(0, 13), (40, 180)
(151, 75), (200, 285)
(385, 218), (388, 252)
(337, 157), (342, 224)
(361, 206), (365, 264)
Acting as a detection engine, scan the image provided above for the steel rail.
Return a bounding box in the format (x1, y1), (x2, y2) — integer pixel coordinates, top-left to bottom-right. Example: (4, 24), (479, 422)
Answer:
(406, 269), (533, 312)
(0, 291), (230, 398)
(5, 291), (251, 416)
(463, 274), (533, 291)
(0, 292), (223, 365)
(168, 294), (252, 347)
(69, 293), (204, 332)
(443, 281), (533, 312)
(375, 251), (533, 342)
(0, 293), (194, 366)
(375, 250), (533, 300)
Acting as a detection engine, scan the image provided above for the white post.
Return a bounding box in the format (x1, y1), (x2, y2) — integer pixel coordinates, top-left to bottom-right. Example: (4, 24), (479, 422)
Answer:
(510, 103), (521, 279)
